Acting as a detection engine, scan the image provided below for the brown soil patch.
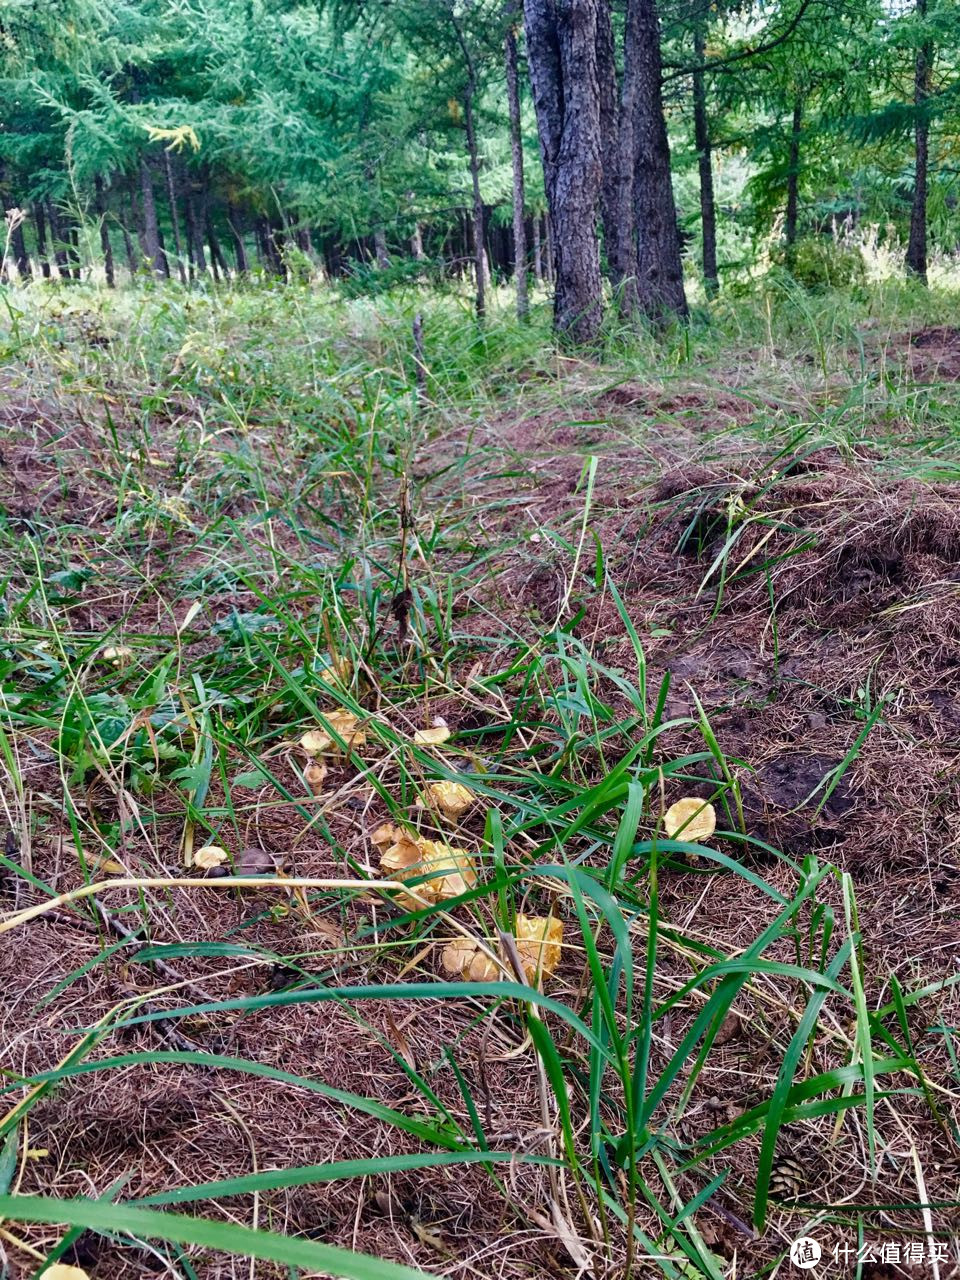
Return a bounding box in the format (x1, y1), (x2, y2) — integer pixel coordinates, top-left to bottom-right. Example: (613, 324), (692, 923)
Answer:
(889, 325), (960, 381)
(4, 359), (960, 1279)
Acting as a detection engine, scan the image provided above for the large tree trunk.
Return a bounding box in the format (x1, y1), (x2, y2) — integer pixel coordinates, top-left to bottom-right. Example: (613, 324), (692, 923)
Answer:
(611, 0), (641, 313)
(692, 16), (718, 297)
(505, 0), (529, 320)
(906, 0), (931, 282)
(784, 96), (803, 263)
(628, 0), (687, 321)
(161, 153), (188, 284)
(139, 154), (167, 276)
(33, 203), (51, 279)
(596, 0), (624, 293)
(94, 175), (115, 288)
(524, 0), (603, 344)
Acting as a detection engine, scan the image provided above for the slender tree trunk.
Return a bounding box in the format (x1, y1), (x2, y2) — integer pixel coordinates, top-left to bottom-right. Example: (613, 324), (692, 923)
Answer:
(254, 217), (270, 271)
(61, 218), (81, 280)
(255, 216), (283, 275)
(532, 213), (543, 282)
(227, 206), (249, 273)
(463, 82), (487, 318)
(596, 0), (623, 292)
(524, 0), (604, 344)
(692, 15), (718, 297)
(46, 202), (70, 279)
(184, 190), (207, 275)
(373, 226), (390, 268)
(272, 221), (288, 278)
(784, 96), (803, 264)
(11, 217), (30, 280)
(138, 154), (166, 276)
(155, 219), (169, 281)
(207, 227), (221, 282)
(208, 216), (229, 278)
(906, 0), (931, 282)
(410, 223), (426, 258)
(194, 177), (211, 274)
(505, 0), (529, 319)
(628, 0), (688, 321)
(323, 233), (344, 278)
(161, 153), (188, 284)
(544, 211), (555, 282)
(33, 204), (51, 279)
(449, 11), (487, 317)
(94, 175), (115, 287)
(121, 187), (140, 277)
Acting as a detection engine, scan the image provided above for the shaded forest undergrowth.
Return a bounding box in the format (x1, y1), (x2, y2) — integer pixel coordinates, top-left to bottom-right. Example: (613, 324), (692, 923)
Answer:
(1, 281), (960, 1278)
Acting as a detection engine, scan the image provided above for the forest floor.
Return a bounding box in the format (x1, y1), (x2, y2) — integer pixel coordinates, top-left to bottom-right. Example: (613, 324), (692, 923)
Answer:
(1, 280), (959, 1280)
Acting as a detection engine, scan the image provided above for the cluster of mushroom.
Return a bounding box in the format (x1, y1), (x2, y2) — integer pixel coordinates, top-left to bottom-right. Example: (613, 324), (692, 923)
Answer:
(299, 709), (564, 987)
(295, 703), (718, 987)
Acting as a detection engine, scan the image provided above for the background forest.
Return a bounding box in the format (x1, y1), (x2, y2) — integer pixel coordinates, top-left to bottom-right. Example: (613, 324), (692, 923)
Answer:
(1, 0), (958, 324)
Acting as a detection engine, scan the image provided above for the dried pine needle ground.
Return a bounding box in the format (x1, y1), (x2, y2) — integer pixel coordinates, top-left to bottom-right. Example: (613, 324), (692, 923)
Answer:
(1, 284), (959, 1280)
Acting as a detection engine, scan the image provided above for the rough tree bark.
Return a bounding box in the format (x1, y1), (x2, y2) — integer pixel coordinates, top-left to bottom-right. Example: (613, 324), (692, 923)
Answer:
(524, 0), (603, 344)
(138, 154), (167, 276)
(906, 0), (931, 282)
(601, 0), (642, 314)
(505, 0), (529, 320)
(94, 175), (115, 287)
(595, 0), (626, 296)
(692, 12), (718, 297)
(784, 96), (803, 263)
(628, 0), (688, 320)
